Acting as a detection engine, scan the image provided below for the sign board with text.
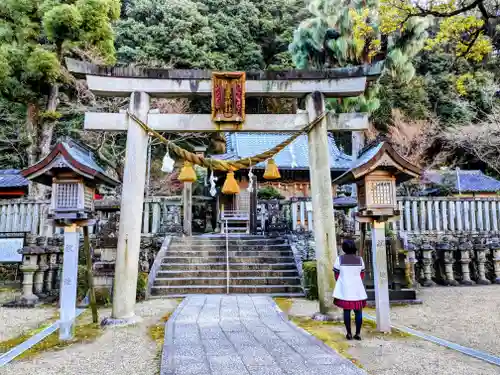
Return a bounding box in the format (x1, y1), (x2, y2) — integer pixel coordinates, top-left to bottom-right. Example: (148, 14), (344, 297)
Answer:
(0, 233), (26, 263)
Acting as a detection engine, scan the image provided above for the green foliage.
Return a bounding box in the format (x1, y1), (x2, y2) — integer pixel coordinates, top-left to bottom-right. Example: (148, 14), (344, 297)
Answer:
(303, 261), (318, 300)
(0, 0), (120, 170)
(136, 271), (148, 301)
(257, 186), (284, 200)
(116, 0), (306, 70)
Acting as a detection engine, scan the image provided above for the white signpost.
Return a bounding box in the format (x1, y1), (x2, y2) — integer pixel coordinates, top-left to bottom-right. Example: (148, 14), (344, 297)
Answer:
(59, 224), (80, 340)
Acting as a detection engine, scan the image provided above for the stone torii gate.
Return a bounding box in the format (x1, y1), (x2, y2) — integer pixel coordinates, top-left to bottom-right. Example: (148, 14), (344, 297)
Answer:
(67, 58), (381, 324)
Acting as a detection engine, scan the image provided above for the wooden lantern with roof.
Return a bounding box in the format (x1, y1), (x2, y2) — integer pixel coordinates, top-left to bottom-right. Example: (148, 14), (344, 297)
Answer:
(332, 141), (421, 221)
(21, 139), (120, 222)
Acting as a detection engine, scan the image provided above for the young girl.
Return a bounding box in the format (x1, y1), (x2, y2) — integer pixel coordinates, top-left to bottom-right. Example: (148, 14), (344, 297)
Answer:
(333, 239), (368, 340)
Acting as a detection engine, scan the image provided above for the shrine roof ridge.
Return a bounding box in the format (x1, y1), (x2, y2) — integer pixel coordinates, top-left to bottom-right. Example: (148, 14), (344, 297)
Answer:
(66, 58), (384, 81)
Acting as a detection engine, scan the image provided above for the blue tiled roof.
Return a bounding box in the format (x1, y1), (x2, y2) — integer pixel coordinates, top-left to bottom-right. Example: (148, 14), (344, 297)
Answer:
(62, 141), (109, 176)
(217, 133), (353, 170)
(423, 170), (500, 193)
(0, 169), (29, 188)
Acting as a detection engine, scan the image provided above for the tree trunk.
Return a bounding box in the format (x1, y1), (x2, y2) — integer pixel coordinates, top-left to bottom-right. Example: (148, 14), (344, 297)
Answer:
(39, 84), (59, 159)
(25, 102), (39, 167)
(29, 84), (59, 199)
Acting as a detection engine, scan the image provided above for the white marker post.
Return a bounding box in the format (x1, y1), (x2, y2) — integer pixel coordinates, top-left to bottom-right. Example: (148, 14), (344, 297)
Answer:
(371, 220), (391, 333)
(59, 224), (80, 340)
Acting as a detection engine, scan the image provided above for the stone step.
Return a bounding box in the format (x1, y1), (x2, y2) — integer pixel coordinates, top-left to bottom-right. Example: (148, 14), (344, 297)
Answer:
(168, 244), (290, 251)
(171, 238), (286, 246)
(156, 269), (300, 278)
(149, 292), (306, 299)
(160, 262), (298, 271)
(166, 250), (294, 257)
(150, 284), (304, 295)
(161, 256), (295, 264)
(153, 276), (301, 286)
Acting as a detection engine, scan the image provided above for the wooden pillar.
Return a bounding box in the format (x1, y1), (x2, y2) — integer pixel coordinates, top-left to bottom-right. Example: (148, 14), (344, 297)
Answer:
(183, 182), (193, 236)
(306, 92), (338, 315)
(250, 178), (258, 234)
(108, 91), (150, 324)
(371, 220), (391, 333)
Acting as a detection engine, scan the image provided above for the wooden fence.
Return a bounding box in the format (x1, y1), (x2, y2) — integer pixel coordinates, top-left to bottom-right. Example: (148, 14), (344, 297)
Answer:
(3, 195), (500, 237)
(395, 197), (500, 235)
(258, 196), (500, 236)
(0, 197), (183, 236)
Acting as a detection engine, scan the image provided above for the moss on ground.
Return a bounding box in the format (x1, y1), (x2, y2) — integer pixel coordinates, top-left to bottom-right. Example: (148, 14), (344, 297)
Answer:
(0, 311), (103, 360)
(148, 312), (172, 345)
(290, 316), (363, 368)
(273, 297), (294, 315)
(148, 312), (173, 375)
(287, 312), (412, 368)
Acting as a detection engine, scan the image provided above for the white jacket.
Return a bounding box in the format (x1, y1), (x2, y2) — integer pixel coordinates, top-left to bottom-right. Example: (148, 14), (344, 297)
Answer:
(332, 255), (368, 301)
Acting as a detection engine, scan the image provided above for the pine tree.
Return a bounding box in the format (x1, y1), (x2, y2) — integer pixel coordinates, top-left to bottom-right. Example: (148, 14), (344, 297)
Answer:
(289, 0), (428, 113)
(0, 0), (120, 177)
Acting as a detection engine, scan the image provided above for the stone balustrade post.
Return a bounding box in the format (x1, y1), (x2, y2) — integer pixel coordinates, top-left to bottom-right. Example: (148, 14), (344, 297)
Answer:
(459, 237), (474, 285)
(436, 237), (459, 286)
(474, 237), (491, 285)
(46, 252), (59, 292)
(420, 241), (435, 287)
(19, 253), (39, 305)
(489, 238), (500, 284)
(34, 253), (49, 296)
(406, 240), (418, 288)
(55, 252), (63, 290)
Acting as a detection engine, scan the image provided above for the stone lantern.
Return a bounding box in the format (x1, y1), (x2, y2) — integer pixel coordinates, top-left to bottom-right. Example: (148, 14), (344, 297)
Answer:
(22, 139), (119, 339)
(332, 141), (421, 332)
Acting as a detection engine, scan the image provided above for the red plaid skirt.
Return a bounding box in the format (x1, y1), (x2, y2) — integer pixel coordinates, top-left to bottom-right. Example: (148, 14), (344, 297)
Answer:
(334, 298), (367, 310)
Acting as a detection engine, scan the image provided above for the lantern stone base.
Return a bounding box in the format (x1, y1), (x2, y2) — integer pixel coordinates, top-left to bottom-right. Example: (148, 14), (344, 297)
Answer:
(366, 288), (419, 304)
(101, 315), (143, 327)
(311, 311), (342, 322)
(3, 294), (41, 308)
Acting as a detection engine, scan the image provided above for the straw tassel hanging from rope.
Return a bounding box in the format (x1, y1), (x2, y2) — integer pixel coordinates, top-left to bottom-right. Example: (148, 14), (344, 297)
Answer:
(178, 161), (197, 182)
(222, 170), (240, 194)
(263, 159), (280, 180)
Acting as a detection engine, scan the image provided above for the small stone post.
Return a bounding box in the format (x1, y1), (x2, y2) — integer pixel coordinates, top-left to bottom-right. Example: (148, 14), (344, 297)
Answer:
(46, 252), (59, 293)
(459, 237), (474, 285)
(406, 240), (418, 287)
(420, 241), (435, 287)
(489, 238), (500, 284)
(437, 238), (459, 286)
(19, 253), (39, 305)
(474, 237), (491, 285)
(371, 220), (391, 333)
(55, 252), (63, 289)
(34, 254), (48, 296)
(183, 182), (193, 236)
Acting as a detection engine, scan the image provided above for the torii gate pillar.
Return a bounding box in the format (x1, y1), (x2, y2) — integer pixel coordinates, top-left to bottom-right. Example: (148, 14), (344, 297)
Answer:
(103, 91), (150, 325)
(306, 92), (338, 316)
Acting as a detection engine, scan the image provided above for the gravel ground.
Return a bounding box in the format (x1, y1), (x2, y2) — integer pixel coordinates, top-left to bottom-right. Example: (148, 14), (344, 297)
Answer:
(287, 286), (500, 375)
(0, 298), (179, 375)
(390, 286), (500, 357)
(0, 304), (57, 342)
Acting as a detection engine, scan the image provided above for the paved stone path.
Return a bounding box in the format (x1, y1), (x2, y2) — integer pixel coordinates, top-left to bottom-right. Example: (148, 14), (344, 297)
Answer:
(161, 295), (366, 375)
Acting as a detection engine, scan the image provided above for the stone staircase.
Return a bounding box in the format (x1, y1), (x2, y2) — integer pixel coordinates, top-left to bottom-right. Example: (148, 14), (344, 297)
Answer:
(150, 235), (304, 297)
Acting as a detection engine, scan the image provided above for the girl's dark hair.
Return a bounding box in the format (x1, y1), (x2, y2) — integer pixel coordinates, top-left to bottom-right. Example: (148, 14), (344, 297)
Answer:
(342, 239), (357, 255)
